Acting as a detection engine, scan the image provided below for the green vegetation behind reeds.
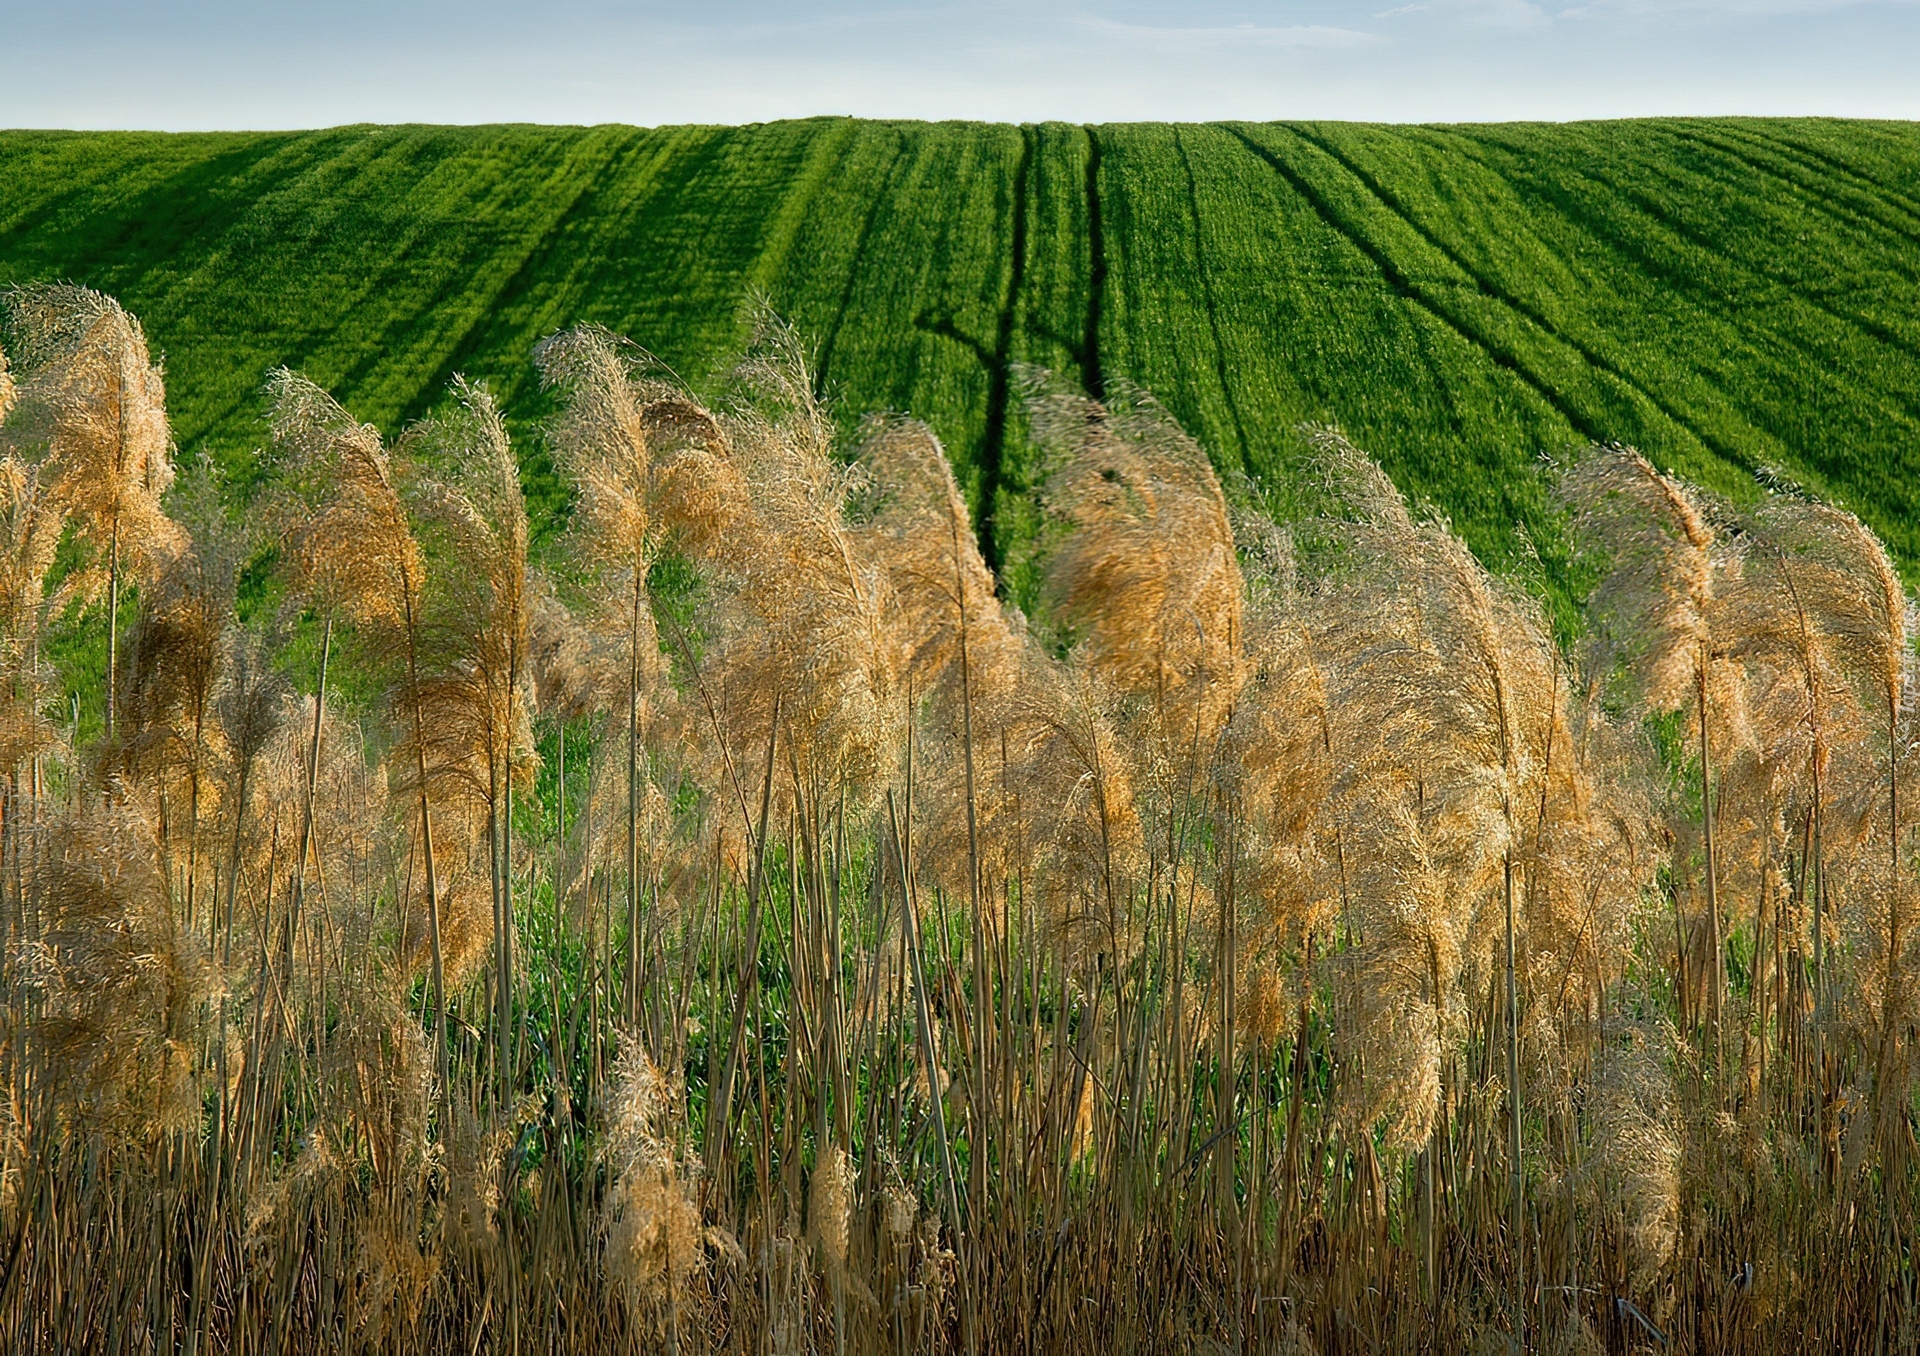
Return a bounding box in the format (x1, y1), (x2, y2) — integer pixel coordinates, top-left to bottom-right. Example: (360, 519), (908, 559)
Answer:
(6, 118), (1920, 607)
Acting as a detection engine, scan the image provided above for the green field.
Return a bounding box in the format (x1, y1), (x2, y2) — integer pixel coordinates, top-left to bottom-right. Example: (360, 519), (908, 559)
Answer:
(11, 118), (1920, 1352)
(5, 117), (1919, 594)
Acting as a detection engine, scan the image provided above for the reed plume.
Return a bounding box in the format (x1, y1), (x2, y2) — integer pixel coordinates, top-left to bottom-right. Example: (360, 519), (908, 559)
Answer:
(1739, 490), (1914, 1089)
(1564, 446), (1744, 1072)
(397, 378), (535, 1066)
(208, 623), (289, 967)
(1306, 429), (1525, 1149)
(1589, 1010), (1683, 1294)
(853, 416), (1022, 703)
(322, 982), (434, 1207)
(0, 320), (99, 774)
(525, 577), (595, 721)
(693, 311), (901, 815)
(29, 802), (210, 1138)
(264, 367), (463, 1070)
(1300, 424), (1660, 1329)
(535, 323), (671, 727)
(537, 322), (744, 1021)
(0, 339), (15, 424)
(863, 384), (1152, 958)
(851, 415), (1031, 911)
(1031, 376), (1245, 761)
(395, 386), (533, 845)
(951, 653), (1145, 964)
(602, 1037), (705, 1348)
(538, 322), (746, 573)
(1563, 448), (1732, 717)
(0, 453), (69, 774)
(1220, 518), (1338, 1046)
(809, 1143), (854, 1275)
(1, 285), (183, 741)
(267, 369), (420, 633)
(105, 455), (252, 935)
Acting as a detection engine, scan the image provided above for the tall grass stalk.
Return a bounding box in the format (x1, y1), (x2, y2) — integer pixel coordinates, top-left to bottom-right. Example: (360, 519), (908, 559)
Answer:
(2, 300), (1920, 1352)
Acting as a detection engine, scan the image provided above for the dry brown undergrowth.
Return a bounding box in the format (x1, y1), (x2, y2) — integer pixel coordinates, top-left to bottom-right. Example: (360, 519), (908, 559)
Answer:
(0, 286), (1914, 1353)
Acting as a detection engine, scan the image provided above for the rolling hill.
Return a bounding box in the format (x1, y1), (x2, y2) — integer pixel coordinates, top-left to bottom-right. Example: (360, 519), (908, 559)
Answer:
(4, 117), (1919, 603)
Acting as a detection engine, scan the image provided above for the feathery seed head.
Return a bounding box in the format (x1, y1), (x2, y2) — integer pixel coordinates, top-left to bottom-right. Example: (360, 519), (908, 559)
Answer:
(852, 415), (1021, 701)
(601, 1036), (704, 1316)
(809, 1144), (854, 1273)
(267, 368), (422, 630)
(1, 285), (183, 580)
(1032, 376), (1246, 749)
(31, 802), (211, 1139)
(1561, 444), (1736, 718)
(1590, 1013), (1682, 1290)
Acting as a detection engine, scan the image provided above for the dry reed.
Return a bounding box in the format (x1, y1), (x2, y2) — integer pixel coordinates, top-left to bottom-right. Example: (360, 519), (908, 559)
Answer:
(1, 293), (1918, 1355)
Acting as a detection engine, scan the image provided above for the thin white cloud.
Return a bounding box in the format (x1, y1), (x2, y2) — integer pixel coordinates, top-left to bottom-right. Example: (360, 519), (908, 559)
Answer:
(1374, 0), (1551, 26)
(1083, 18), (1380, 49)
(1567, 0), (1916, 12)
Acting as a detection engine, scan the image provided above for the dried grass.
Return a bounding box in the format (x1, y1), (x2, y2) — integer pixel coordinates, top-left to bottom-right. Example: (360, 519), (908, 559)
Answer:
(4, 294), (1920, 1354)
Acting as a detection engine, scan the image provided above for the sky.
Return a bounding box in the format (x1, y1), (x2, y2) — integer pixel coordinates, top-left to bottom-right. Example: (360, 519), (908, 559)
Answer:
(2, 0), (1917, 129)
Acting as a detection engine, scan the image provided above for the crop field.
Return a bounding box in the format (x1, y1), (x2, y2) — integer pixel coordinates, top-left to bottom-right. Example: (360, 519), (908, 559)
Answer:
(5, 118), (1920, 591)
(5, 121), (1920, 1355)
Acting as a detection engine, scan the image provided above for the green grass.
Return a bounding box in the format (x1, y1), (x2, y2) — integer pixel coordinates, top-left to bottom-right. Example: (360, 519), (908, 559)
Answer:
(6, 117), (1920, 595)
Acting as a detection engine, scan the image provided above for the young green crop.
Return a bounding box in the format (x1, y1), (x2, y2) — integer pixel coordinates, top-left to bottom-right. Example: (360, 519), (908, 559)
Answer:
(8, 118), (1920, 610)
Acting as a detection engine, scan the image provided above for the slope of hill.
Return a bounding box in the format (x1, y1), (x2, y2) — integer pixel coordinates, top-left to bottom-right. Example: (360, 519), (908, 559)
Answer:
(4, 118), (1918, 597)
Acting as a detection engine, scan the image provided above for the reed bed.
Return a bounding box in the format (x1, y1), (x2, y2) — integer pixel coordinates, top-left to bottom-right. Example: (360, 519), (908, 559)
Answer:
(0, 285), (1916, 1353)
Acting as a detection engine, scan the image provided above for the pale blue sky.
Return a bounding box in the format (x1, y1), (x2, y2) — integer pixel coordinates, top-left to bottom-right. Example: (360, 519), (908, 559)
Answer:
(2, 1), (1915, 128)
